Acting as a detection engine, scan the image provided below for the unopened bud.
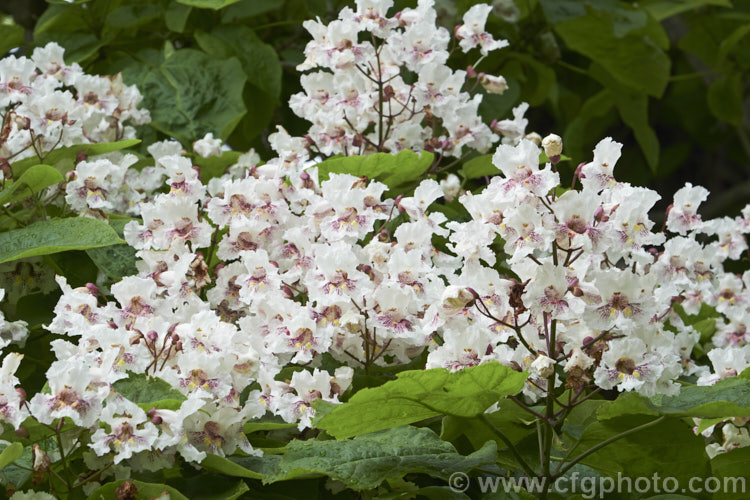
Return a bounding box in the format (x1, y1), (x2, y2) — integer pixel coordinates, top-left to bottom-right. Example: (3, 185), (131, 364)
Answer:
(466, 65), (477, 78)
(85, 283), (100, 296)
(383, 85), (395, 100)
(542, 134), (562, 161)
(574, 162), (586, 180)
(147, 330), (158, 341)
(480, 74), (508, 94)
(524, 132), (542, 146)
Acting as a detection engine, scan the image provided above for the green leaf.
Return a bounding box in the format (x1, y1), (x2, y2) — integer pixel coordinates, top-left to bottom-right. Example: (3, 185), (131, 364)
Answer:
(221, 0), (282, 21)
(33, 5), (102, 63)
(267, 426), (497, 491)
(0, 165), (63, 205)
(315, 150), (434, 190)
(196, 25), (282, 99)
(462, 155), (498, 179)
(112, 372), (187, 411)
(717, 22), (750, 65)
(164, 2), (192, 32)
(564, 415), (710, 485)
(201, 454), (279, 479)
(105, 4), (163, 29)
(86, 480), (189, 500)
(0, 218), (125, 264)
(590, 64), (660, 171)
(122, 49), (247, 144)
(708, 72), (744, 125)
(175, 0), (243, 9)
(642, 0), (732, 20)
(543, 2), (671, 97)
(0, 16), (24, 56)
(170, 476), (250, 500)
(462, 153), (571, 179)
(192, 151), (243, 181)
(597, 377), (750, 420)
(711, 447), (750, 500)
(317, 362), (528, 439)
(11, 139), (141, 177)
(87, 242), (138, 280)
(243, 421), (298, 434)
(201, 453), (267, 480)
(0, 442), (23, 470)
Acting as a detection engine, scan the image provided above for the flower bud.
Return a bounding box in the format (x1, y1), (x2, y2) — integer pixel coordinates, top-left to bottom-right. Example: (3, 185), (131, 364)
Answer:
(524, 132), (542, 146)
(480, 74), (508, 94)
(542, 134), (562, 161)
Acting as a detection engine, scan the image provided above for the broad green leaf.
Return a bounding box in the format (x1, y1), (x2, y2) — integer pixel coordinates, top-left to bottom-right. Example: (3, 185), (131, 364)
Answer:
(175, 0), (243, 9)
(11, 139), (141, 177)
(0, 443), (31, 489)
(86, 480), (189, 500)
(591, 64), (660, 171)
(0, 442), (23, 470)
(112, 372), (187, 411)
(563, 90), (617, 163)
(192, 151), (243, 181)
(717, 22), (750, 65)
(315, 150), (434, 189)
(47, 250), (98, 287)
(0, 165), (63, 205)
(243, 421), (297, 434)
(33, 5), (102, 63)
(0, 16), (24, 56)
(266, 426), (497, 491)
(462, 153), (571, 179)
(563, 415), (710, 485)
(221, 0), (282, 21)
(87, 243), (138, 280)
(711, 447), (750, 500)
(708, 72), (744, 125)
(317, 362), (528, 439)
(597, 377), (750, 420)
(105, 4), (163, 29)
(642, 0), (732, 20)
(543, 2), (671, 97)
(0, 218), (125, 264)
(170, 476), (250, 500)
(201, 453), (267, 480)
(441, 400), (537, 450)
(462, 155), (498, 179)
(164, 2), (192, 32)
(122, 49), (247, 144)
(195, 25), (282, 99)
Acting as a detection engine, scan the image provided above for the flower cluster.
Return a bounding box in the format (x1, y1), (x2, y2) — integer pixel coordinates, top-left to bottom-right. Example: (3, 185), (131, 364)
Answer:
(0, 42), (150, 171)
(291, 0), (516, 157)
